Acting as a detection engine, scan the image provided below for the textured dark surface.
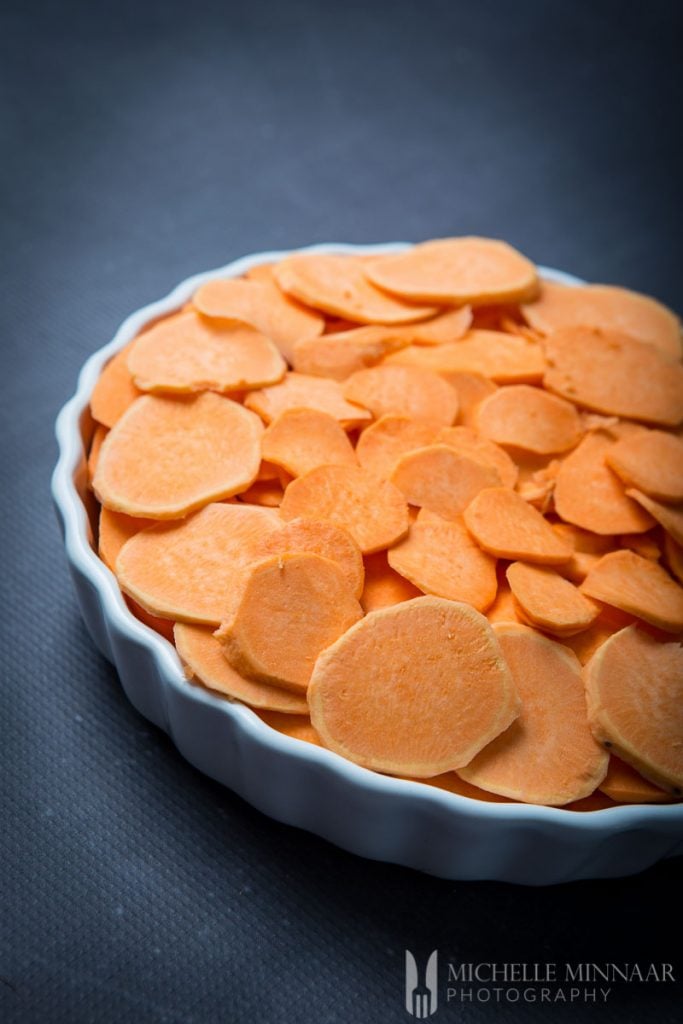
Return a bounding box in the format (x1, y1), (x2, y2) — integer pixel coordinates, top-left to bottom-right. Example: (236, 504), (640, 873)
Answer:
(1, 1), (682, 1021)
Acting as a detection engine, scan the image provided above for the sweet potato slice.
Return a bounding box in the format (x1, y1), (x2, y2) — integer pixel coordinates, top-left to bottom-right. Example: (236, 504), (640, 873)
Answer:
(665, 534), (683, 584)
(98, 507), (154, 571)
(543, 327), (683, 426)
(308, 596), (520, 777)
(261, 408), (356, 477)
(364, 237), (539, 305)
(522, 281), (682, 359)
(280, 464), (409, 554)
(485, 578), (524, 625)
(360, 551), (422, 612)
(418, 773), (511, 802)
(605, 429), (683, 503)
(90, 344), (142, 428)
(255, 710), (323, 745)
(506, 561), (599, 636)
(127, 311), (286, 393)
(291, 325), (410, 380)
(245, 372), (371, 429)
(401, 306), (473, 345)
(87, 425), (108, 485)
(435, 425), (518, 487)
(551, 523), (615, 583)
(192, 277), (324, 363)
(598, 755), (675, 804)
(355, 415), (440, 480)
(463, 487), (572, 564)
(93, 393), (263, 519)
(626, 489), (683, 545)
(258, 517), (364, 599)
(580, 549), (683, 632)
(388, 508), (498, 610)
(216, 553), (362, 693)
(273, 254), (438, 324)
(554, 430), (655, 535)
(475, 384), (582, 455)
(584, 625), (683, 792)
(458, 624), (608, 805)
(175, 623), (308, 713)
(447, 372), (498, 426)
(386, 331), (546, 384)
(125, 597), (175, 643)
(620, 532), (661, 561)
(391, 445), (502, 520)
(343, 364), (459, 426)
(115, 503), (282, 624)
(235, 480), (284, 507)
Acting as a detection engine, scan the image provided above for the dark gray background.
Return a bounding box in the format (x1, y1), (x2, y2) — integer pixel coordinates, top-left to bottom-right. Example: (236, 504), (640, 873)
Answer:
(1, 1), (681, 1022)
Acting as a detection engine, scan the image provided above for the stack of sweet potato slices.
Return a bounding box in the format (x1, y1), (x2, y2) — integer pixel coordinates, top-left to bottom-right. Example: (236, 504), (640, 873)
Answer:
(87, 237), (683, 808)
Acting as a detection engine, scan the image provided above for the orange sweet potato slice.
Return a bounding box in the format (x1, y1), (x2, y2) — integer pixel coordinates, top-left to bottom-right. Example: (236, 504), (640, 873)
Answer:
(551, 523), (615, 583)
(560, 614), (625, 666)
(261, 408), (356, 477)
(464, 487), (572, 564)
(93, 393), (263, 519)
(626, 489), (683, 545)
(475, 384), (582, 454)
(388, 509), (498, 610)
(522, 280), (682, 359)
(90, 344), (142, 428)
(235, 480), (285, 507)
(308, 596), (520, 776)
(115, 503), (282, 624)
(553, 430), (655, 535)
(280, 464), (409, 554)
(258, 517), (364, 599)
(355, 415), (440, 480)
(458, 624), (608, 805)
(125, 597), (175, 643)
(584, 625), (683, 792)
(506, 561), (600, 636)
(98, 507), (154, 571)
(291, 325), (410, 380)
(620, 532), (661, 561)
(192, 277), (324, 363)
(447, 371), (498, 426)
(485, 578), (524, 625)
(175, 623), (308, 713)
(435, 425), (518, 487)
(400, 306), (473, 345)
(580, 549), (683, 632)
(255, 710), (322, 746)
(343, 364), (459, 426)
(543, 327), (683, 426)
(598, 755), (675, 804)
(665, 534), (683, 584)
(386, 331), (546, 384)
(127, 311), (286, 393)
(87, 425), (108, 485)
(391, 445), (502, 520)
(417, 773), (511, 802)
(244, 372), (371, 429)
(273, 254), (438, 324)
(364, 237), (539, 305)
(360, 551), (422, 612)
(605, 429), (683, 503)
(216, 553), (363, 693)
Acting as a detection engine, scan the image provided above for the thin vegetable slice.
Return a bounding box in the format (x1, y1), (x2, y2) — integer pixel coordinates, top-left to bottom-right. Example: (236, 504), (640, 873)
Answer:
(90, 344), (142, 427)
(463, 487), (572, 564)
(506, 561), (599, 636)
(598, 755), (675, 804)
(355, 415), (440, 480)
(475, 384), (582, 455)
(401, 306), (473, 345)
(391, 445), (502, 520)
(360, 551), (422, 612)
(258, 517), (365, 599)
(98, 507), (154, 571)
(343, 364), (459, 426)
(261, 408), (357, 477)
(448, 372), (498, 426)
(291, 325), (410, 380)
(626, 490), (683, 546)
(435, 425), (518, 487)
(245, 372), (371, 429)
(604, 429), (683, 503)
(387, 331), (546, 384)
(580, 549), (683, 633)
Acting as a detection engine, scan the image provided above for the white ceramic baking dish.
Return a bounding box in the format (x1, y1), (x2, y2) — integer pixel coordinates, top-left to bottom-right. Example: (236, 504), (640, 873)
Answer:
(52, 242), (683, 884)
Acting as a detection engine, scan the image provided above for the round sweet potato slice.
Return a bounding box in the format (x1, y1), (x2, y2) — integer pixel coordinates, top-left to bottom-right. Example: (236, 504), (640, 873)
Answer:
(435, 425), (518, 487)
(280, 464), (409, 554)
(475, 384), (582, 455)
(386, 331), (546, 384)
(506, 561), (600, 636)
(360, 551), (422, 612)
(463, 487), (572, 565)
(93, 393), (263, 519)
(401, 305), (473, 345)
(255, 710), (322, 746)
(598, 755), (675, 804)
(584, 625), (683, 793)
(343, 364), (459, 426)
(355, 415), (440, 480)
(580, 549), (683, 633)
(626, 490), (683, 546)
(447, 372), (498, 426)
(98, 507), (154, 572)
(291, 325), (410, 380)
(175, 623), (308, 713)
(364, 237), (539, 305)
(261, 408), (357, 477)
(216, 553), (363, 693)
(391, 445), (502, 520)
(551, 523), (615, 583)
(87, 425), (108, 485)
(245, 372), (371, 429)
(257, 518), (364, 599)
(604, 429), (683, 503)
(90, 344), (142, 428)
(458, 624), (608, 805)
(308, 596), (520, 777)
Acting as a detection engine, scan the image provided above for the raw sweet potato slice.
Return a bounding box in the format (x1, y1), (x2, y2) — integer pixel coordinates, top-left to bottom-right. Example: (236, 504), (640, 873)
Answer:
(355, 415), (440, 480)
(308, 596), (520, 777)
(506, 561), (599, 636)
(273, 254), (438, 324)
(90, 344), (142, 428)
(605, 429), (683, 503)
(343, 364), (459, 426)
(620, 532), (661, 561)
(560, 615), (625, 666)
(115, 503), (282, 624)
(125, 597), (175, 643)
(391, 446), (502, 520)
(521, 281), (682, 359)
(364, 237), (539, 305)
(98, 507), (154, 571)
(291, 325), (410, 380)
(175, 623), (308, 713)
(447, 372), (498, 426)
(235, 480), (285, 507)
(665, 534), (683, 584)
(216, 553), (363, 693)
(93, 393), (263, 519)
(551, 523), (615, 583)
(485, 579), (524, 625)
(543, 327), (683, 426)
(626, 490), (683, 546)
(360, 551), (422, 612)
(598, 755), (675, 804)
(192, 277), (324, 363)
(580, 549), (683, 633)
(87, 425), (108, 485)
(458, 624), (608, 805)
(255, 710), (323, 746)
(279, 464), (409, 554)
(388, 508), (498, 610)
(584, 625), (683, 792)
(261, 408), (356, 478)
(463, 487), (572, 565)
(386, 331), (546, 384)
(418, 773), (511, 802)
(127, 311), (286, 393)
(400, 306), (473, 345)
(553, 430), (655, 535)
(257, 517), (364, 599)
(475, 384), (582, 455)
(244, 372), (371, 429)
(435, 425), (518, 487)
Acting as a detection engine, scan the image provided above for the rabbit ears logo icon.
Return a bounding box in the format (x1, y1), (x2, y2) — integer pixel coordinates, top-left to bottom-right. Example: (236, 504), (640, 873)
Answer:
(405, 950), (439, 1018)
